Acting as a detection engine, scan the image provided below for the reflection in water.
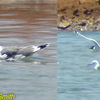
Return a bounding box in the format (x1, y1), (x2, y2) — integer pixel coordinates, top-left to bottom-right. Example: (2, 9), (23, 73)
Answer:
(0, 0), (56, 4)
(0, 4), (56, 100)
(0, 4), (56, 12)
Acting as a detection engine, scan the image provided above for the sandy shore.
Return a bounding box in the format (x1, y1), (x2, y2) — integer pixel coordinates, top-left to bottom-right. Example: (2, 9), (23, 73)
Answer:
(57, 0), (100, 31)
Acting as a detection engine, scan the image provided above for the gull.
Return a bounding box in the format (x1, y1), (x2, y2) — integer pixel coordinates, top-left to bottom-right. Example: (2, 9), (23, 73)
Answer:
(0, 43), (50, 60)
(75, 31), (100, 51)
(88, 60), (100, 70)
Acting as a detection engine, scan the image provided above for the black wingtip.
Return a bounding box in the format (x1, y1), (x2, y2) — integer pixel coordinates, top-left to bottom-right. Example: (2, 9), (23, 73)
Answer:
(39, 43), (50, 49)
(89, 46), (95, 50)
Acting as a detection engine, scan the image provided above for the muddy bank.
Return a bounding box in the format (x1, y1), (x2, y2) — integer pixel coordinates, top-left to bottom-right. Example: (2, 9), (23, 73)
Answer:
(57, 0), (100, 31)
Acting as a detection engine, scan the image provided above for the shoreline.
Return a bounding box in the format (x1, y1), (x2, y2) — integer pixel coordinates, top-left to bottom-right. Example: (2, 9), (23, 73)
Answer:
(57, 1), (100, 31)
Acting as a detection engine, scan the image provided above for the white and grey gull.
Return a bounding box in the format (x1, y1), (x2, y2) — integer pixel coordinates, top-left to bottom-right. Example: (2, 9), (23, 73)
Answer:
(0, 43), (50, 60)
(88, 60), (100, 70)
(75, 31), (100, 52)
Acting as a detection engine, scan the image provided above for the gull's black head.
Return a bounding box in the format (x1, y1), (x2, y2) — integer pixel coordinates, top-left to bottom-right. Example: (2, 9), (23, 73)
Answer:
(89, 46), (95, 50)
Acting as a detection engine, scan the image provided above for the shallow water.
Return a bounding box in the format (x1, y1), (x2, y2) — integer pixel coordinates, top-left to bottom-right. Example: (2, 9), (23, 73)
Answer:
(58, 31), (100, 100)
(0, 6), (56, 100)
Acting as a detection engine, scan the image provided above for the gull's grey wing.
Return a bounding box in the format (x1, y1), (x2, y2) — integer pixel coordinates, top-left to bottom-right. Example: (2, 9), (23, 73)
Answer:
(18, 44), (50, 56)
(1, 46), (19, 58)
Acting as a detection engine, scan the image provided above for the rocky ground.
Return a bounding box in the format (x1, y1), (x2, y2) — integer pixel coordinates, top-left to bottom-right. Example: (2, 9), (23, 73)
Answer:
(57, 0), (100, 31)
